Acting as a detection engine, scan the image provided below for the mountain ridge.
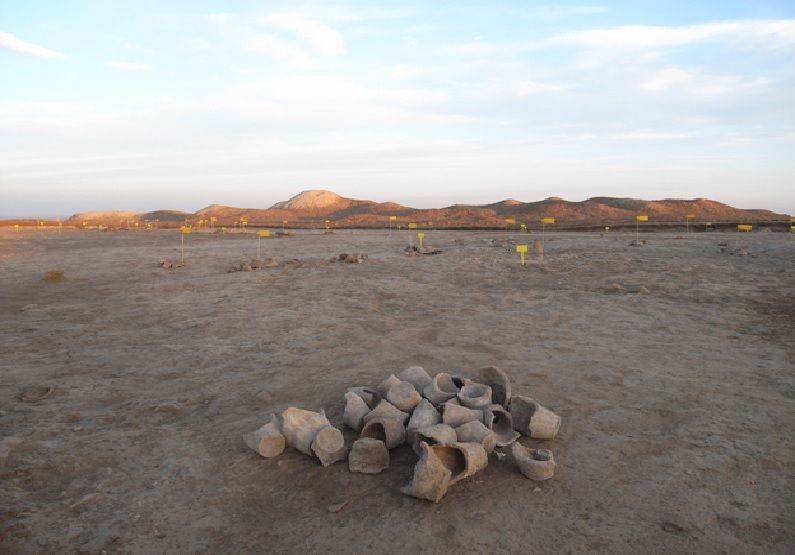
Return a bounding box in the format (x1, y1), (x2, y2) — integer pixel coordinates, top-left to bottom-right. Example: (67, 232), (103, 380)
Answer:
(63, 190), (789, 228)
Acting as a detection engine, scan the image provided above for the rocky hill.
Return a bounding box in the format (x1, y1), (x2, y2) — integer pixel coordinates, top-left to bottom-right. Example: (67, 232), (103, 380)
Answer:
(63, 191), (788, 229)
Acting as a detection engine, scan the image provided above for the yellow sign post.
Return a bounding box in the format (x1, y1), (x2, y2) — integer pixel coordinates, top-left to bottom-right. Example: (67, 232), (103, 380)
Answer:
(505, 218), (515, 231)
(389, 215), (397, 231)
(241, 219), (248, 233)
(541, 216), (555, 244)
(282, 220), (288, 234)
(686, 213), (696, 234)
(57, 218), (62, 233)
(14, 224), (19, 233)
(417, 232), (425, 248)
(257, 229), (270, 258)
(520, 223), (527, 233)
(180, 226), (191, 264)
(737, 224), (752, 232)
(516, 244), (528, 266)
(636, 214), (648, 243)
(407, 223), (417, 248)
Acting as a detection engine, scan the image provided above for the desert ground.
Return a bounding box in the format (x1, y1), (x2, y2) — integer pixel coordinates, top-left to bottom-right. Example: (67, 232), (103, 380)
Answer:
(1, 227), (793, 553)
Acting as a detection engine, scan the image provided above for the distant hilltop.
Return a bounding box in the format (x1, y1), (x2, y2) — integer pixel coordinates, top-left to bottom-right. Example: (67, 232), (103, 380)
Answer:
(59, 190), (788, 229)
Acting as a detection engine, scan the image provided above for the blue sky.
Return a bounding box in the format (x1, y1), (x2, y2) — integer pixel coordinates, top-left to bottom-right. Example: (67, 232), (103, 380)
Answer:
(1, 0), (793, 216)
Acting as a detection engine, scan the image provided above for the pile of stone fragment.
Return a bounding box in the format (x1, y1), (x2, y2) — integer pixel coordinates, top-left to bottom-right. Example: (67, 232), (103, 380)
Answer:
(228, 258), (279, 272)
(329, 253), (368, 264)
(244, 366), (561, 503)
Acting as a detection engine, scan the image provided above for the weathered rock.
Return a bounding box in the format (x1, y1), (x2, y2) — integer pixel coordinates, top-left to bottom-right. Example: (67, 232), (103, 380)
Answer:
(387, 380), (422, 412)
(397, 366), (432, 393)
(311, 425), (347, 467)
(360, 417), (406, 449)
(510, 396), (561, 439)
(243, 414), (285, 458)
(406, 399), (441, 444)
(512, 443), (555, 481)
(483, 404), (519, 446)
(281, 407), (330, 456)
(476, 366), (512, 408)
(343, 391), (370, 431)
(441, 403), (483, 428)
(412, 423), (457, 455)
(457, 383), (492, 409)
(455, 420), (497, 454)
(348, 438), (389, 474)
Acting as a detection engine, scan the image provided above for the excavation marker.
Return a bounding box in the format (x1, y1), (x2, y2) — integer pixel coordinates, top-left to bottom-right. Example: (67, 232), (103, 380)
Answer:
(516, 244), (528, 266)
(417, 232), (425, 248)
(737, 224), (752, 232)
(505, 218), (515, 231)
(541, 216), (555, 245)
(257, 229), (270, 258)
(180, 225), (192, 264)
(635, 214), (648, 243)
(686, 213), (696, 234)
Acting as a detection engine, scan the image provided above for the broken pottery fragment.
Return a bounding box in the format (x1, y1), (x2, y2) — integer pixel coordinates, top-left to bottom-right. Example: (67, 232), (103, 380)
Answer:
(441, 403), (483, 428)
(387, 381), (422, 412)
(378, 374), (401, 396)
(406, 399), (441, 444)
(423, 373), (466, 405)
(311, 425), (347, 467)
(281, 407), (330, 456)
(397, 366), (432, 393)
(348, 438), (389, 474)
(430, 442), (488, 486)
(346, 387), (381, 409)
(401, 441), (452, 503)
(483, 404), (520, 447)
(360, 417), (406, 449)
(457, 383), (492, 409)
(243, 414), (285, 458)
(510, 396), (561, 439)
(454, 420), (497, 454)
(411, 424), (457, 455)
(343, 391), (370, 431)
(476, 366), (512, 408)
(362, 400), (410, 426)
(511, 443), (555, 481)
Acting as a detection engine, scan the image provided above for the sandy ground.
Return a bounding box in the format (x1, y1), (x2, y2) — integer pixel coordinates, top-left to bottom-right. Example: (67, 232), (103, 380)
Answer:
(1, 227), (793, 554)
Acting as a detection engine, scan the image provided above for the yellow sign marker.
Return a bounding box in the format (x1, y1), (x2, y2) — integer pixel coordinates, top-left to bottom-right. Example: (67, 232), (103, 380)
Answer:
(257, 229), (270, 237)
(737, 224), (752, 232)
(542, 217), (555, 225)
(408, 222), (417, 230)
(389, 215), (397, 221)
(686, 213), (696, 220)
(520, 224), (527, 232)
(604, 226), (610, 232)
(505, 218), (516, 226)
(14, 224), (20, 233)
(516, 244), (528, 266)
(417, 232), (425, 248)
(636, 214), (649, 222)
(180, 226), (192, 234)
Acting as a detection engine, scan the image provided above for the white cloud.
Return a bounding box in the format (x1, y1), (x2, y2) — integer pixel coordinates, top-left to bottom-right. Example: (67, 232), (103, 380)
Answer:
(246, 36), (318, 68)
(263, 13), (344, 56)
(515, 80), (562, 96)
(554, 19), (795, 49)
(0, 31), (62, 59)
(448, 19), (795, 54)
(106, 61), (151, 72)
(640, 66), (768, 97)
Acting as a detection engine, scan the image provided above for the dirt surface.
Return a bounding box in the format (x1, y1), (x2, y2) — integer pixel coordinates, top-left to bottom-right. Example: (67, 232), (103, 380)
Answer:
(1, 228), (793, 553)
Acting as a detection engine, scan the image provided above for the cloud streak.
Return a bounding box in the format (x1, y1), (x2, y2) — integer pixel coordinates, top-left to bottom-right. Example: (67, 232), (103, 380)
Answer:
(0, 31), (62, 59)
(106, 61), (151, 71)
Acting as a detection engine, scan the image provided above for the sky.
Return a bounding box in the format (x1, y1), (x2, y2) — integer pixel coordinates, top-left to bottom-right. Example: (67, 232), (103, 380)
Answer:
(1, 0), (794, 217)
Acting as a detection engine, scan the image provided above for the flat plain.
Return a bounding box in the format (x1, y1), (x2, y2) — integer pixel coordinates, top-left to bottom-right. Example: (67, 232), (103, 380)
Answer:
(1, 228), (793, 553)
